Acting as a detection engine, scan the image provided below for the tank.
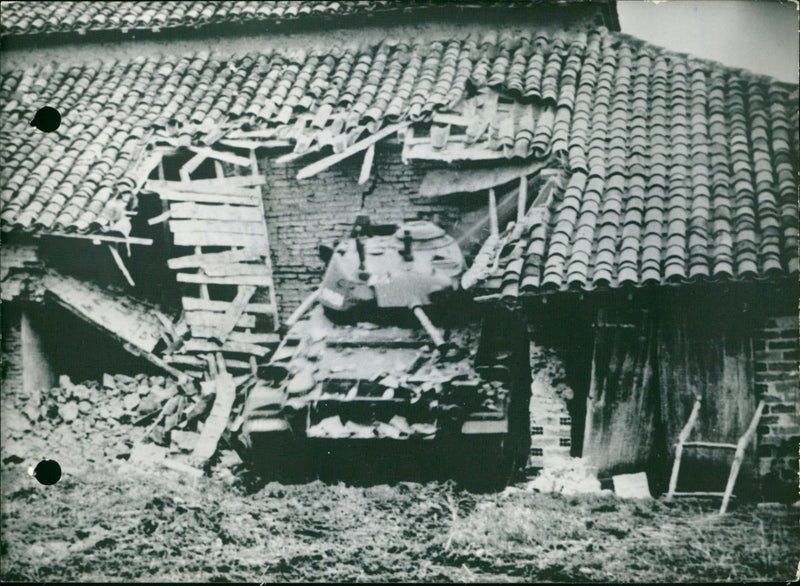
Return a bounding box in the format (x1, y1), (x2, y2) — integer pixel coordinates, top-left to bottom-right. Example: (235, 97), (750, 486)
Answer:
(240, 217), (531, 490)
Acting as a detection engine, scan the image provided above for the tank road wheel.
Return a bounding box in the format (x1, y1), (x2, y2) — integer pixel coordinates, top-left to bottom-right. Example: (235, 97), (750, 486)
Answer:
(452, 434), (515, 493)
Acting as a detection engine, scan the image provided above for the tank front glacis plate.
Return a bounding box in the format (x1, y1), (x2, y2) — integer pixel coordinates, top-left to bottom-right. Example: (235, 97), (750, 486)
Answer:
(241, 305), (509, 443)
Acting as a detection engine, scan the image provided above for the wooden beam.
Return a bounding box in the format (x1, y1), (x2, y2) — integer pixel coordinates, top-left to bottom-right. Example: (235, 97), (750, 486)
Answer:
(176, 272), (273, 287)
(146, 179), (261, 196)
(285, 289), (320, 327)
(185, 310), (256, 329)
(181, 296), (276, 314)
(107, 244), (135, 287)
(358, 144), (375, 185)
(169, 248), (262, 270)
(172, 231), (269, 251)
(44, 232), (153, 246)
(168, 202), (265, 222)
(217, 138), (293, 150)
(212, 285), (256, 343)
(296, 122), (410, 181)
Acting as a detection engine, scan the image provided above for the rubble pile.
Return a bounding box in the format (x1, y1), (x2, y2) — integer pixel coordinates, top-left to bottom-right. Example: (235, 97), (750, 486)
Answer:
(1, 370), (250, 480)
(523, 456), (603, 496)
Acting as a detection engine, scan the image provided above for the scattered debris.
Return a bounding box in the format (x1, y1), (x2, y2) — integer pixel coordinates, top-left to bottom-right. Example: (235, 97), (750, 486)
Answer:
(524, 457), (602, 496)
(612, 472), (652, 499)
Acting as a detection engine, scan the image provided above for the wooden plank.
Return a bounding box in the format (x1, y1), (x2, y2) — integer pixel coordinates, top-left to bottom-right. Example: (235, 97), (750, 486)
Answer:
(156, 189), (261, 205)
(169, 248), (262, 269)
(682, 441), (737, 449)
(172, 231), (268, 251)
(176, 272), (273, 287)
(195, 262), (271, 277)
(488, 188), (498, 237)
(169, 219), (266, 236)
(183, 338), (270, 357)
(181, 297), (276, 314)
(190, 328), (281, 344)
(517, 174), (528, 223)
(213, 285), (256, 342)
(419, 159), (549, 197)
(402, 142), (506, 162)
(296, 122), (410, 181)
(192, 356), (237, 465)
(217, 138), (293, 150)
(185, 310), (256, 329)
(168, 202), (265, 222)
(146, 179), (261, 196)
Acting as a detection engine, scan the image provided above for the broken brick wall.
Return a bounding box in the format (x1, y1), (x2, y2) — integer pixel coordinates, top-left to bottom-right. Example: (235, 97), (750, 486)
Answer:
(754, 314), (799, 501)
(257, 143), (497, 322)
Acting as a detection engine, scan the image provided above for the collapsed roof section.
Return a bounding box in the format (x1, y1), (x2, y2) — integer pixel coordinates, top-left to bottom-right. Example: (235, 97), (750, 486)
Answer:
(1, 22), (797, 292)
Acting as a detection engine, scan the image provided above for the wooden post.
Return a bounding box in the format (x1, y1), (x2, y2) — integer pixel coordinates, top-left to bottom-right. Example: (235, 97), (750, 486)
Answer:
(21, 309), (54, 398)
(667, 397), (702, 498)
(719, 400), (765, 515)
(517, 174), (527, 224)
(488, 188), (498, 237)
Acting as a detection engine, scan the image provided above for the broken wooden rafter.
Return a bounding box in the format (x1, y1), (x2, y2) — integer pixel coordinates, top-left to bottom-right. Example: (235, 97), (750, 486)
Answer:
(212, 285), (256, 343)
(44, 232), (153, 246)
(107, 244), (135, 287)
(154, 189), (261, 206)
(296, 122), (410, 181)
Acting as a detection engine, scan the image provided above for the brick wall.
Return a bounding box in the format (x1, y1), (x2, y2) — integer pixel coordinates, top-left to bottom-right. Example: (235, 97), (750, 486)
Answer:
(754, 314), (799, 501)
(258, 143), (492, 322)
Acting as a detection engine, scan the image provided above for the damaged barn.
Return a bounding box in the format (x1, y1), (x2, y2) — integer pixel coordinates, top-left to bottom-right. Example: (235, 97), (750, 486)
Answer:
(1, 0), (798, 512)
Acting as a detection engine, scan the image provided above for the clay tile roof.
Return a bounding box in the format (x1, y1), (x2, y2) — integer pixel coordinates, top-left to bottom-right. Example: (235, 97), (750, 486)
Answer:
(462, 31), (798, 294)
(1, 23), (797, 286)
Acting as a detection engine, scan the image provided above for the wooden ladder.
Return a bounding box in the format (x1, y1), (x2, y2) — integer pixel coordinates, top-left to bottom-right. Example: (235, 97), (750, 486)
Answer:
(147, 147), (280, 377)
(667, 397), (766, 514)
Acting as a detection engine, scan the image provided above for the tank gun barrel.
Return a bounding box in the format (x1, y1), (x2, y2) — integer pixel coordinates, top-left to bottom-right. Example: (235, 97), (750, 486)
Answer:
(412, 305), (445, 348)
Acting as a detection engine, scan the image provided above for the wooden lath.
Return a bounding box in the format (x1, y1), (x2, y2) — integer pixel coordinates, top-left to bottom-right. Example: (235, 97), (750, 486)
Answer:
(147, 146), (281, 375)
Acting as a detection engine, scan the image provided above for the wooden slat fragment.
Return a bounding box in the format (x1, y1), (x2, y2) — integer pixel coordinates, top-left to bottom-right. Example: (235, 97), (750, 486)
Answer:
(147, 209), (172, 225)
(169, 248), (262, 270)
(168, 202), (265, 222)
(107, 245), (135, 287)
(185, 310), (256, 329)
(172, 231), (269, 251)
(169, 219), (266, 236)
(196, 262), (271, 277)
(192, 357), (237, 465)
(212, 285), (256, 343)
(147, 179), (261, 196)
(176, 272), (273, 286)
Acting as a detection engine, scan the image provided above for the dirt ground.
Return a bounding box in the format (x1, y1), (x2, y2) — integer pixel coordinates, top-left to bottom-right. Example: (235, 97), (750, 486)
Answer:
(1, 376), (798, 582)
